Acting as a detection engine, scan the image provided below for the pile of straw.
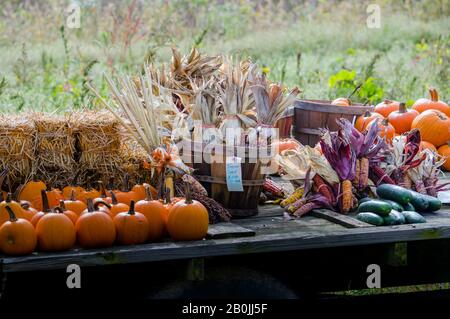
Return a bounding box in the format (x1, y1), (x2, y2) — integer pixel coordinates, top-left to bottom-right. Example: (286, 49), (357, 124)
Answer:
(0, 115), (35, 184)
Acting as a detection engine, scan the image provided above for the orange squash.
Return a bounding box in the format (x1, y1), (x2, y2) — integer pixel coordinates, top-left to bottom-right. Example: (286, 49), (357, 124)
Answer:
(135, 185), (167, 241)
(387, 103), (419, 134)
(412, 88), (450, 116)
(113, 201), (149, 245)
(411, 110), (450, 147)
(0, 206), (37, 255)
(374, 100), (400, 117)
(437, 143), (450, 171)
(355, 111), (384, 132)
(167, 184), (209, 241)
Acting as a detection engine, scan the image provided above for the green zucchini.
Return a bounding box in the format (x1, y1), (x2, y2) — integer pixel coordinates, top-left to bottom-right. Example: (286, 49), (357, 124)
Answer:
(409, 190), (441, 212)
(376, 184), (412, 205)
(403, 202), (416, 212)
(401, 211), (426, 224)
(383, 210), (405, 225)
(358, 197), (373, 205)
(409, 190), (429, 212)
(380, 199), (404, 212)
(356, 212), (384, 226)
(358, 200), (392, 217)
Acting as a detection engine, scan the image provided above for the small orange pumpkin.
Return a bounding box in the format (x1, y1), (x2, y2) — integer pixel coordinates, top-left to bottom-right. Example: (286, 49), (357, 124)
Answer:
(437, 143), (450, 171)
(355, 111), (384, 132)
(30, 188), (64, 212)
(114, 200), (149, 245)
(387, 102), (419, 134)
(0, 206), (37, 255)
(75, 199), (117, 248)
(368, 118), (396, 144)
(106, 191), (129, 218)
(131, 182), (157, 202)
(59, 200), (79, 225)
(63, 190), (87, 215)
(114, 175), (140, 206)
(419, 141), (437, 153)
(412, 87), (450, 116)
(135, 185), (167, 241)
(18, 179), (46, 204)
(167, 183), (209, 241)
(0, 193), (27, 226)
(331, 98), (351, 106)
(20, 201), (38, 221)
(35, 206), (76, 252)
(374, 100), (400, 117)
(30, 190), (54, 227)
(411, 109), (450, 147)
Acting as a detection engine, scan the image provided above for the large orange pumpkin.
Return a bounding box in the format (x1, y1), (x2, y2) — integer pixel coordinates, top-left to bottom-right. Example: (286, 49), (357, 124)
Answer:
(113, 201), (149, 245)
(35, 206), (76, 252)
(412, 88), (450, 116)
(0, 206), (37, 255)
(388, 103), (419, 134)
(411, 109), (450, 147)
(167, 184), (209, 241)
(355, 111), (384, 132)
(135, 185), (167, 241)
(75, 199), (116, 248)
(374, 100), (400, 117)
(438, 143), (450, 171)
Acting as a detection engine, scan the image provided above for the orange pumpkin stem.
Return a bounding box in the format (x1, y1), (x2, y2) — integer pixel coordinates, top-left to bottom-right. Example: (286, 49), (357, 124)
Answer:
(5, 193), (12, 203)
(59, 200), (66, 211)
(128, 201), (136, 215)
(381, 118), (389, 126)
(184, 183), (193, 204)
(52, 206), (64, 214)
(164, 188), (171, 205)
(111, 191), (118, 205)
(87, 198), (95, 213)
(429, 87), (438, 102)
(5, 205), (18, 222)
(398, 102), (407, 113)
(145, 185), (153, 201)
(41, 190), (50, 213)
(70, 189), (76, 201)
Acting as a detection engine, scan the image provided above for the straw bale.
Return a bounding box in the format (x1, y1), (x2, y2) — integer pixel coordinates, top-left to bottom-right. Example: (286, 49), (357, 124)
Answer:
(0, 114), (36, 184)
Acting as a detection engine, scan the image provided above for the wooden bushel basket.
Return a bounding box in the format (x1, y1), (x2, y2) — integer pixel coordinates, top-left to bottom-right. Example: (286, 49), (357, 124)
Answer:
(293, 100), (374, 146)
(183, 141), (272, 218)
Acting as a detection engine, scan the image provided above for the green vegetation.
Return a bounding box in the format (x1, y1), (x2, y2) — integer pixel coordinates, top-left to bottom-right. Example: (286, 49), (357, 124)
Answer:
(0, 0), (448, 112)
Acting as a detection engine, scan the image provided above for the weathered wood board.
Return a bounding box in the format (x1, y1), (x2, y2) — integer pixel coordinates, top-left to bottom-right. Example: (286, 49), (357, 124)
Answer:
(2, 173), (450, 273)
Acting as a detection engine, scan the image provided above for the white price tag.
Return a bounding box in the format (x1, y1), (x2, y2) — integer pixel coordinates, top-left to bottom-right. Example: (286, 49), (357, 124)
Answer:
(226, 156), (244, 192)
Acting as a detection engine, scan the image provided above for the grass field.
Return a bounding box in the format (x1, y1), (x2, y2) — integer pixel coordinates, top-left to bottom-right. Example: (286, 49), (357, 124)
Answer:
(0, 0), (448, 112)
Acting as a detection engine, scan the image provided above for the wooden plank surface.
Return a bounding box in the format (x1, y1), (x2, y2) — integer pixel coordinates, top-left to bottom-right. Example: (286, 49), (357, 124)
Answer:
(3, 218), (450, 273)
(206, 222), (255, 239)
(2, 173), (450, 273)
(310, 209), (374, 228)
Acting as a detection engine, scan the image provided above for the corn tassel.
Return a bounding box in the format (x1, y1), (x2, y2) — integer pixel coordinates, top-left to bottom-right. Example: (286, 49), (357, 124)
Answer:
(280, 187), (304, 208)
